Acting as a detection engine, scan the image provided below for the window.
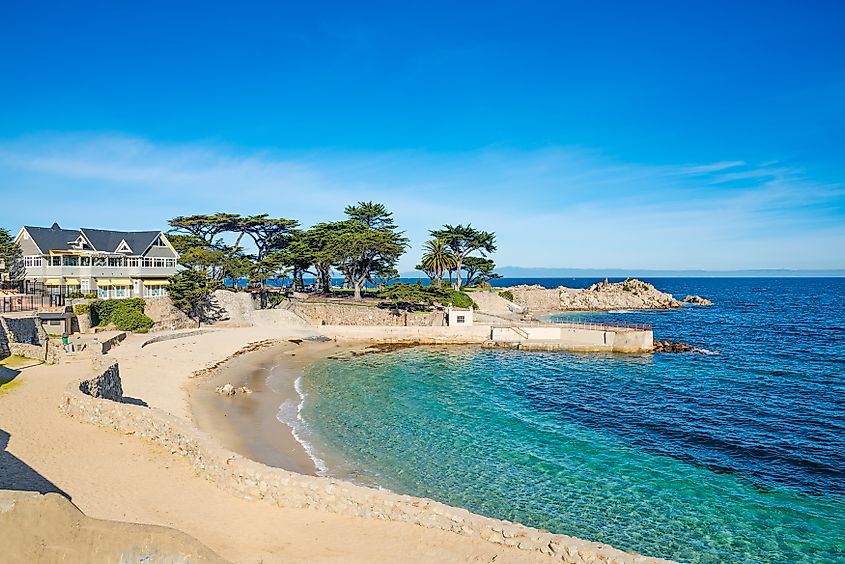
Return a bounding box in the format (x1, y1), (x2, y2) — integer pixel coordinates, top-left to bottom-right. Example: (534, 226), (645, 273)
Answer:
(108, 257), (124, 267)
(153, 236), (167, 247)
(165, 258), (176, 268)
(98, 286), (109, 299)
(81, 280), (90, 293)
(127, 258), (140, 268)
(456, 315), (466, 324)
(94, 256), (107, 267)
(50, 256), (61, 266)
(143, 258), (154, 268)
(143, 285), (168, 297)
(63, 256), (79, 266)
(24, 256), (42, 267)
(80, 256), (91, 266)
(111, 286), (129, 299)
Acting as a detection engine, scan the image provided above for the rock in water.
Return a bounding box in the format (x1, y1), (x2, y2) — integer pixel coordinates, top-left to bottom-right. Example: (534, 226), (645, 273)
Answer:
(653, 340), (696, 353)
(683, 295), (713, 305)
(215, 383), (236, 395)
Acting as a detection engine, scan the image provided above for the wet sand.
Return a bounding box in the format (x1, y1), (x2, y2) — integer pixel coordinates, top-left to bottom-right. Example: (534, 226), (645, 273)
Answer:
(189, 339), (357, 476)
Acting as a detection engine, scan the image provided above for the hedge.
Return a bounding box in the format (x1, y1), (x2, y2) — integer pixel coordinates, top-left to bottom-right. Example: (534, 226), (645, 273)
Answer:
(85, 298), (154, 333)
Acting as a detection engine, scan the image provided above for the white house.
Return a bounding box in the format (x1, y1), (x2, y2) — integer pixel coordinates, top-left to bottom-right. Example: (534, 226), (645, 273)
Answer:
(14, 223), (179, 299)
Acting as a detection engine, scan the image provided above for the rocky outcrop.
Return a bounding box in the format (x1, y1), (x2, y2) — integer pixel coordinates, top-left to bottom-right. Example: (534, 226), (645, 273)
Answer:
(682, 295), (713, 306)
(507, 279), (681, 312)
(0, 490), (225, 563)
(652, 340), (695, 353)
(78, 363), (123, 401)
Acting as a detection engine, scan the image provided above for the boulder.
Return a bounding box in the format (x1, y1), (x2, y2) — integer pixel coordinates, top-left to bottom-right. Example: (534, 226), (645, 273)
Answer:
(215, 383), (236, 396)
(683, 295), (713, 306)
(652, 340), (695, 353)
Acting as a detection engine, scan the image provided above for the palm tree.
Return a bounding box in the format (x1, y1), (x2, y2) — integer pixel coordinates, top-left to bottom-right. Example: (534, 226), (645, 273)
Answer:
(420, 239), (457, 286)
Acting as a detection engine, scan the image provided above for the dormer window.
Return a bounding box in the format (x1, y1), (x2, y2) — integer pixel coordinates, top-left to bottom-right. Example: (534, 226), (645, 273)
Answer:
(115, 240), (133, 254)
(69, 236), (88, 250)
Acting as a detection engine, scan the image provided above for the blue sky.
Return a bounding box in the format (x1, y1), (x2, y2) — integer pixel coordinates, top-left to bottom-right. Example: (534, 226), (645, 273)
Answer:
(1, 1), (843, 270)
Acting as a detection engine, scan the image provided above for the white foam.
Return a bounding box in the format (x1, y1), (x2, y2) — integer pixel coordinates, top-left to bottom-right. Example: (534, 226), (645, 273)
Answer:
(275, 375), (329, 476)
(608, 309), (635, 314)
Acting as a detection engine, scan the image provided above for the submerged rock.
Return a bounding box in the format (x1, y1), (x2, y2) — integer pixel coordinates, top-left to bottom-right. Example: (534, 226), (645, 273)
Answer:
(683, 295), (713, 305)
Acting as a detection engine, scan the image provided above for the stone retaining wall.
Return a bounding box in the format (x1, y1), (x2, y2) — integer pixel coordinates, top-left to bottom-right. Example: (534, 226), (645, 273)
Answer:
(294, 302), (444, 327)
(141, 330), (212, 348)
(0, 316), (55, 362)
(0, 321), (9, 359)
(58, 373), (674, 564)
(320, 324), (492, 343)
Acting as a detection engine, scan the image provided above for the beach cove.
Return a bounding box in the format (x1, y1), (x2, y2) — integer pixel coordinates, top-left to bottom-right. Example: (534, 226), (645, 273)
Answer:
(1, 323), (664, 563)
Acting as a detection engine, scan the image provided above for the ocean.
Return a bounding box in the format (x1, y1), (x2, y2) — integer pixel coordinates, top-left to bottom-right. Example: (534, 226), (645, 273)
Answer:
(284, 278), (845, 563)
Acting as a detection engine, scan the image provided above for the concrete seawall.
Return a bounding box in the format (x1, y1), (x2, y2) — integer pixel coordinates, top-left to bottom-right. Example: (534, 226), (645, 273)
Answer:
(60, 364), (675, 564)
(489, 325), (653, 353)
(318, 323), (653, 352)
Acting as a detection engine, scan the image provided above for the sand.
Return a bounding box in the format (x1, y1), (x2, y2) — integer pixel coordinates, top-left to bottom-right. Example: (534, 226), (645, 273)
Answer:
(0, 326), (558, 563)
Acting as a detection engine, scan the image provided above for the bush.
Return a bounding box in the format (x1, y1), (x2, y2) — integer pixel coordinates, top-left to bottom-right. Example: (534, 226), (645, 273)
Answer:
(86, 298), (153, 332)
(498, 290), (514, 302)
(377, 283), (478, 311)
(111, 307), (154, 333)
(73, 303), (90, 315)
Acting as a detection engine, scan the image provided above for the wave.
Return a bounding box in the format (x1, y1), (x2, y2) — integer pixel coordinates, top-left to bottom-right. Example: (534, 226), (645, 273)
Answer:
(608, 309), (635, 314)
(275, 375), (329, 476)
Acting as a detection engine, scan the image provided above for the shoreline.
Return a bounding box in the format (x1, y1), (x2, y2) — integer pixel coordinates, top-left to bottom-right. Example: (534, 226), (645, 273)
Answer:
(188, 339), (356, 477)
(2, 324), (672, 562)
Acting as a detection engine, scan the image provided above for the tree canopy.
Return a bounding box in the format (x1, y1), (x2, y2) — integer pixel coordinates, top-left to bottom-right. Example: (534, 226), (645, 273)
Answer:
(0, 227), (24, 281)
(428, 224), (496, 289)
(165, 206), (496, 306)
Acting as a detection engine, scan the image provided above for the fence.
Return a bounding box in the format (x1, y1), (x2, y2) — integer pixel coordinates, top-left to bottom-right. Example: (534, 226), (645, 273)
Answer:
(0, 294), (44, 314)
(0, 280), (66, 309)
(492, 319), (652, 332)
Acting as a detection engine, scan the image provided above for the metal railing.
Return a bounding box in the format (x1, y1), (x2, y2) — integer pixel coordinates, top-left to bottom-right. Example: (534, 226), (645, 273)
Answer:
(492, 319), (652, 332)
(0, 294), (43, 314)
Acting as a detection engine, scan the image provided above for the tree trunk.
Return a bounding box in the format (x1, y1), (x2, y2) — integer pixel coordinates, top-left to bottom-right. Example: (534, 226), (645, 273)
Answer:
(353, 280), (363, 300)
(454, 258), (463, 289)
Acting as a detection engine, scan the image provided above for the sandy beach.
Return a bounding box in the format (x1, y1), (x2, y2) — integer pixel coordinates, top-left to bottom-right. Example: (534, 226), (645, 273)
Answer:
(188, 339), (355, 476)
(0, 326), (560, 563)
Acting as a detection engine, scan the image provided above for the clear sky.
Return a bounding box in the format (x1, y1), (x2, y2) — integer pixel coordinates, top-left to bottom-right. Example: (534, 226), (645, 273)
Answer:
(1, 1), (843, 271)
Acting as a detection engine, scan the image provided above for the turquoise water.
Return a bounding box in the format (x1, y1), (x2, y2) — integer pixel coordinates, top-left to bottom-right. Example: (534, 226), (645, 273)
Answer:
(292, 279), (845, 563)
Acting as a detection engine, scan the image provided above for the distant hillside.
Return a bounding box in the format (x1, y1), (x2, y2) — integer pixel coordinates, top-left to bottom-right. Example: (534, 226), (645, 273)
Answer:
(401, 267), (845, 278)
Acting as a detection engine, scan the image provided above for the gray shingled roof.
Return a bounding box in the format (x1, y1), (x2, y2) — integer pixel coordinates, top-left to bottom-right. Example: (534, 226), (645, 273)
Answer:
(24, 223), (162, 254)
(80, 228), (161, 254)
(24, 224), (87, 253)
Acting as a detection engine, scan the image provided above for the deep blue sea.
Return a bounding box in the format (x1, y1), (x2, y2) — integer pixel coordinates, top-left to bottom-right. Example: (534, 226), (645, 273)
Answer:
(288, 278), (845, 563)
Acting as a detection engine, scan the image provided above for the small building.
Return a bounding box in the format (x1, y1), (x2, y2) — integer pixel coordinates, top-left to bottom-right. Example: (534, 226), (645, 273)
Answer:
(446, 306), (474, 326)
(37, 310), (74, 336)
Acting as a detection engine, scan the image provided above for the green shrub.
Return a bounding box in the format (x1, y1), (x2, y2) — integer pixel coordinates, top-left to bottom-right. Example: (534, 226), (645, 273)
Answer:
(444, 289), (477, 309)
(377, 283), (478, 311)
(86, 298), (153, 332)
(111, 307), (154, 333)
(498, 290), (514, 302)
(73, 303), (90, 315)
